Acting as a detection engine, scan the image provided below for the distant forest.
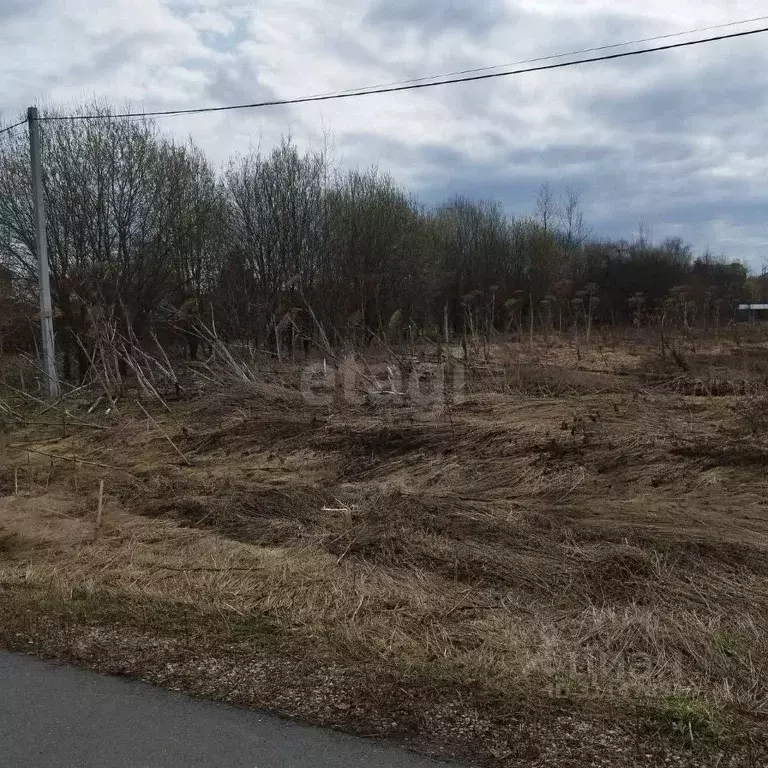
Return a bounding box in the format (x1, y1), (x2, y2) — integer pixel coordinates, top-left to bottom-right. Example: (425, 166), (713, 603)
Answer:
(0, 104), (761, 379)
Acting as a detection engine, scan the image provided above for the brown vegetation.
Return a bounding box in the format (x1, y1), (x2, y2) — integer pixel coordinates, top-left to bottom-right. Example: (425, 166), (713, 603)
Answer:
(2, 330), (768, 766)
(0, 106), (757, 389)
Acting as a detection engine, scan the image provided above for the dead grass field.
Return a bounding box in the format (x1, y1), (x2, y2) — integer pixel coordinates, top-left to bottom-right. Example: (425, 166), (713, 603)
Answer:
(1, 333), (768, 766)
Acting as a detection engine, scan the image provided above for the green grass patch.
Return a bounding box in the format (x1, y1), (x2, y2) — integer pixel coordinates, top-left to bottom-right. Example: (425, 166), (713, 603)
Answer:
(649, 694), (724, 748)
(711, 630), (742, 659)
(0, 581), (285, 651)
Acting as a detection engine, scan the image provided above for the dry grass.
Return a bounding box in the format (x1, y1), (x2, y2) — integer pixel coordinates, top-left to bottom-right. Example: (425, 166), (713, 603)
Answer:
(2, 333), (768, 766)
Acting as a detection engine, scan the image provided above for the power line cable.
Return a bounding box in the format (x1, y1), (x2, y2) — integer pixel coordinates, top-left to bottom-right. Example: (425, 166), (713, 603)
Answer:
(0, 119), (28, 136)
(309, 14), (768, 98)
(38, 25), (768, 122)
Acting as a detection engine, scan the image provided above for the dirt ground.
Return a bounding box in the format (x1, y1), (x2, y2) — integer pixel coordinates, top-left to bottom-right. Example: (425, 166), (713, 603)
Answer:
(1, 333), (768, 767)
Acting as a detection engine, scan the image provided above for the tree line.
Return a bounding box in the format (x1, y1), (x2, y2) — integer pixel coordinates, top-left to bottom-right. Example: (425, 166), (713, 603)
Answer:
(0, 104), (752, 380)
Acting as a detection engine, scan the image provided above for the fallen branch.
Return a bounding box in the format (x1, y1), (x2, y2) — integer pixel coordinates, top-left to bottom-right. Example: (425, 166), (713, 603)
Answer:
(9, 437), (67, 448)
(37, 383), (91, 416)
(24, 447), (133, 476)
(0, 397), (25, 420)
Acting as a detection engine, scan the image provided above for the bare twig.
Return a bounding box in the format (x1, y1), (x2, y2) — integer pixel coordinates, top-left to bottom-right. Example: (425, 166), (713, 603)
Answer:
(95, 479), (105, 532)
(74, 334), (120, 416)
(444, 584), (479, 618)
(0, 396), (25, 420)
(150, 331), (180, 386)
(24, 447), (132, 476)
(0, 381), (108, 429)
(336, 525), (366, 565)
(37, 383), (91, 416)
(120, 344), (171, 411)
(0, 381), (107, 429)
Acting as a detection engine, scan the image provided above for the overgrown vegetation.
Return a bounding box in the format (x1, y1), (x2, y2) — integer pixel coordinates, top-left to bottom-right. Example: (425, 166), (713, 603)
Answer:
(0, 102), (761, 385)
(1, 102), (768, 767)
(2, 330), (768, 766)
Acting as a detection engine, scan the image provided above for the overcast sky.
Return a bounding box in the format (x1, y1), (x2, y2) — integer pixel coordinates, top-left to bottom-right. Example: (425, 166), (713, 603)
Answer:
(2, 0), (768, 269)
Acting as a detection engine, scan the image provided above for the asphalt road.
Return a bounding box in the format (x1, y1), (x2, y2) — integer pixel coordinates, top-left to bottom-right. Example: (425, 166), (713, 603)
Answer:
(0, 652), (451, 768)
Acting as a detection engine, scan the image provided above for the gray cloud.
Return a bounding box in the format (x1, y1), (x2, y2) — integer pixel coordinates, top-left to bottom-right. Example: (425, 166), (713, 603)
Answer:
(49, 33), (166, 90)
(0, 0), (27, 20)
(586, 52), (768, 138)
(0, 0), (766, 268)
(364, 0), (513, 39)
(204, 64), (279, 111)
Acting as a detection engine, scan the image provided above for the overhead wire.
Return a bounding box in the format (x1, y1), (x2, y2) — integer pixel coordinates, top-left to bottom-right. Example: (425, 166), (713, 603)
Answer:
(308, 13), (768, 98)
(0, 119), (28, 136)
(28, 24), (768, 122)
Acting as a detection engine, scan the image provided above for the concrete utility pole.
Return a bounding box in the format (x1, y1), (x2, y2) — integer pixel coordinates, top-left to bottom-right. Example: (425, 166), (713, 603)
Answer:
(27, 106), (58, 398)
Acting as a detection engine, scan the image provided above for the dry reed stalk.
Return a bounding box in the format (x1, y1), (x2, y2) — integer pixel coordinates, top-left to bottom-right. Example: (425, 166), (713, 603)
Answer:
(74, 335), (120, 416)
(36, 383), (90, 417)
(120, 346), (171, 411)
(149, 332), (180, 386)
(95, 479), (104, 533)
(136, 401), (191, 466)
(0, 381), (105, 430)
(3, 335), (768, 764)
(0, 396), (25, 421)
(24, 447), (132, 476)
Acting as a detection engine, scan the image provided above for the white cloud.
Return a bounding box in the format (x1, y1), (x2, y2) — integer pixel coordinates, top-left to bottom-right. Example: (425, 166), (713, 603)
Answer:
(187, 9), (236, 35)
(1, 0), (768, 266)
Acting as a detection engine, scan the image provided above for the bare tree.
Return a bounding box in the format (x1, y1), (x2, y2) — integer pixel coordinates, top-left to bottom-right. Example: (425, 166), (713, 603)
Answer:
(0, 101), (750, 368)
(535, 182), (557, 234)
(559, 186), (590, 255)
